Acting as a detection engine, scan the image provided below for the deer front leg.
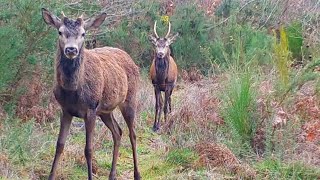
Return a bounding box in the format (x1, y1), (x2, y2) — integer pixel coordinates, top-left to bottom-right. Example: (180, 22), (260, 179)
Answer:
(153, 87), (162, 132)
(49, 111), (73, 180)
(85, 109), (97, 180)
(100, 113), (122, 180)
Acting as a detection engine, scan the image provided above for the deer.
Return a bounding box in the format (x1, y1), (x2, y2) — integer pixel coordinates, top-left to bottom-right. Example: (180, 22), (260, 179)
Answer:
(41, 8), (140, 180)
(148, 21), (179, 132)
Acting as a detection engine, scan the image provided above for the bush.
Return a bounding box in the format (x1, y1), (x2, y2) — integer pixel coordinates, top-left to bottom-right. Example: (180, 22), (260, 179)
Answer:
(0, 0), (60, 114)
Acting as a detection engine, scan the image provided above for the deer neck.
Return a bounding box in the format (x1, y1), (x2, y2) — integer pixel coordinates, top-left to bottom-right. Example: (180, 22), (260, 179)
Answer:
(56, 46), (85, 91)
(155, 53), (170, 84)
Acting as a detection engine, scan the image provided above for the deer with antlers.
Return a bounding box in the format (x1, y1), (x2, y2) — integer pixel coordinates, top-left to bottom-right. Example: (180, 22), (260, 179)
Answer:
(148, 21), (179, 132)
(41, 9), (140, 180)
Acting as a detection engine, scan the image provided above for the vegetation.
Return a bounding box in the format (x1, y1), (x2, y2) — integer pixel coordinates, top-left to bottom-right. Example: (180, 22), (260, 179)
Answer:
(1, 0), (320, 179)
(222, 70), (257, 153)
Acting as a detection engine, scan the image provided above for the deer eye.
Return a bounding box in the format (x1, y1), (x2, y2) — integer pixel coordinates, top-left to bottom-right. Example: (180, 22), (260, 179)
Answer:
(58, 31), (62, 36)
(82, 33), (85, 37)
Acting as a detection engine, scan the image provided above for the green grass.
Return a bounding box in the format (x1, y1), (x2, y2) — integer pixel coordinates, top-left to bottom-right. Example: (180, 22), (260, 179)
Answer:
(166, 148), (198, 167)
(222, 71), (257, 148)
(255, 159), (320, 179)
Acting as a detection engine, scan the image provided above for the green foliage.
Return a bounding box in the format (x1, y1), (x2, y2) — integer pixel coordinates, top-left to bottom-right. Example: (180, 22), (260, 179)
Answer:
(101, 0), (273, 73)
(170, 2), (212, 71)
(222, 71), (256, 147)
(0, 26), (24, 92)
(287, 22), (303, 61)
(0, 0), (62, 112)
(255, 159), (320, 179)
(166, 148), (198, 167)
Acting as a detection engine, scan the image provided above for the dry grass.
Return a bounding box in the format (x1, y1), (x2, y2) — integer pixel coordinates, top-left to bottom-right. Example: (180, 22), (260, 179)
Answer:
(164, 78), (224, 133)
(15, 70), (58, 123)
(294, 142), (320, 168)
(195, 142), (256, 179)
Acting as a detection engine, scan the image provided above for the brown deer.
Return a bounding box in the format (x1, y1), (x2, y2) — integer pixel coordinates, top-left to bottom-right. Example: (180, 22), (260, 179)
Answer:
(148, 21), (179, 131)
(41, 8), (140, 180)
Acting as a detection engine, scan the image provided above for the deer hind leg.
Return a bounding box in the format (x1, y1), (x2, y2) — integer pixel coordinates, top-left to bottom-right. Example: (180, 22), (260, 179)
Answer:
(49, 111), (73, 180)
(119, 102), (141, 180)
(168, 85), (174, 113)
(100, 113), (122, 180)
(84, 109), (97, 180)
(153, 87), (163, 132)
(164, 85), (174, 122)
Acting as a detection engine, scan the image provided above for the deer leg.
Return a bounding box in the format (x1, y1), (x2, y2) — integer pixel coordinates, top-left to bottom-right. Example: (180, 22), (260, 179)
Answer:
(164, 87), (171, 122)
(49, 111), (73, 180)
(100, 113), (122, 180)
(84, 109), (96, 180)
(120, 103), (141, 180)
(157, 94), (163, 129)
(168, 86), (174, 113)
(153, 87), (162, 131)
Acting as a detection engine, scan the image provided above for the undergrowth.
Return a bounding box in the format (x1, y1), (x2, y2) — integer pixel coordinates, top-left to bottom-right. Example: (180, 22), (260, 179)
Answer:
(222, 70), (257, 154)
(1, 0), (320, 179)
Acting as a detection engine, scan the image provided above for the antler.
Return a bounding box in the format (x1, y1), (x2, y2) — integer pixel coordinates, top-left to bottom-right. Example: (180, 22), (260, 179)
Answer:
(165, 21), (171, 38)
(153, 21), (159, 39)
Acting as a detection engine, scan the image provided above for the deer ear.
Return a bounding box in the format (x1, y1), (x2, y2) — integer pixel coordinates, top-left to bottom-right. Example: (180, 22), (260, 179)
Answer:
(84, 12), (107, 30)
(148, 35), (157, 45)
(167, 32), (179, 45)
(41, 8), (61, 29)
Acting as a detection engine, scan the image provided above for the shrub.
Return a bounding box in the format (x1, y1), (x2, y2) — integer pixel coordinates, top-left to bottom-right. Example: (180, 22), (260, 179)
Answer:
(222, 71), (257, 150)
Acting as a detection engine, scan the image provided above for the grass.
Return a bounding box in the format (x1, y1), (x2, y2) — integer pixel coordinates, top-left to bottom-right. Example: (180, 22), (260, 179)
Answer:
(166, 148), (198, 167)
(222, 70), (257, 152)
(1, 0), (320, 179)
(0, 112), (201, 179)
(255, 158), (320, 179)
(1, 74), (320, 179)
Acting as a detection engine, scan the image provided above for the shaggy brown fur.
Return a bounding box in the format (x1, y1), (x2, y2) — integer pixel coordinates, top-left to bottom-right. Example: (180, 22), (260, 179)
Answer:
(42, 8), (140, 180)
(150, 54), (178, 91)
(54, 47), (139, 117)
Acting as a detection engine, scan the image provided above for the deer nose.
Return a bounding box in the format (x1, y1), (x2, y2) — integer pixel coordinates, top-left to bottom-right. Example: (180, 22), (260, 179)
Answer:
(65, 47), (78, 55)
(157, 52), (164, 58)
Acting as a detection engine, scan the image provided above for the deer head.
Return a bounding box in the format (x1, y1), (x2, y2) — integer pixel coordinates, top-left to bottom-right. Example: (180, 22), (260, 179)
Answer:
(41, 8), (107, 59)
(148, 21), (179, 59)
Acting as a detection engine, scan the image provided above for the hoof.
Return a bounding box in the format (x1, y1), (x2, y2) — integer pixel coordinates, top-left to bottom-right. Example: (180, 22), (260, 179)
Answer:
(152, 125), (159, 132)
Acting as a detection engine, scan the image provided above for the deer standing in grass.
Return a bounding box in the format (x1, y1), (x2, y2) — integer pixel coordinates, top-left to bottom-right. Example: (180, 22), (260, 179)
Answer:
(148, 21), (179, 131)
(41, 8), (140, 180)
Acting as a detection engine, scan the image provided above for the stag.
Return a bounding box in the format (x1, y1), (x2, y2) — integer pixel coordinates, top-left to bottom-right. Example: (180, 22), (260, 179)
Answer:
(148, 21), (179, 131)
(41, 8), (140, 180)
